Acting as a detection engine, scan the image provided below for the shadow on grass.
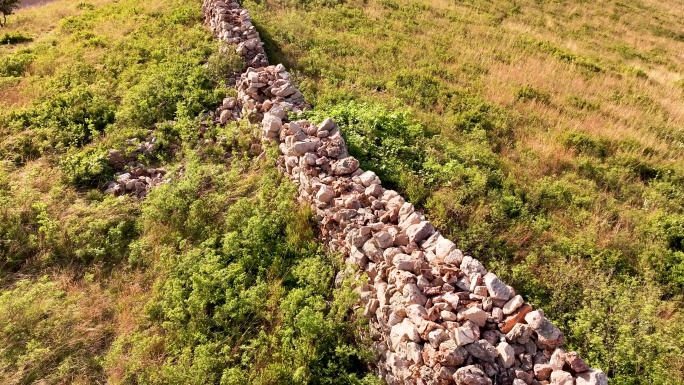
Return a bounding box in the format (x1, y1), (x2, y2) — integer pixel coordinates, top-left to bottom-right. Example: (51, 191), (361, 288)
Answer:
(1, 32), (33, 45)
(252, 19), (297, 71)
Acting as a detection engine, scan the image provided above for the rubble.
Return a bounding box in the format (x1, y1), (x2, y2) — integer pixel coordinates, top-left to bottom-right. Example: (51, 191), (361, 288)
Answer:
(103, 136), (167, 199)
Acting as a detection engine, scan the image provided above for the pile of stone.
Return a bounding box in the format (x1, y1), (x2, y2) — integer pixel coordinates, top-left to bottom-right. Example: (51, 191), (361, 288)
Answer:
(103, 137), (167, 199)
(211, 65), (308, 128)
(267, 115), (606, 385)
(202, 0), (268, 69)
(211, 96), (240, 126)
(237, 65), (308, 121)
(202, 1), (608, 384)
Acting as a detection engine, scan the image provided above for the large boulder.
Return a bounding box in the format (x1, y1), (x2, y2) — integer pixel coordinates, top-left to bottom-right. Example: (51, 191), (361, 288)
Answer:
(503, 294), (524, 315)
(460, 256), (487, 275)
(405, 221), (435, 243)
(465, 339), (498, 362)
(463, 307), (488, 327)
(483, 272), (511, 300)
(315, 185), (335, 203)
(550, 370), (574, 385)
(437, 340), (469, 367)
(565, 351), (590, 373)
(389, 319), (421, 350)
(496, 341), (515, 368)
(454, 321), (480, 346)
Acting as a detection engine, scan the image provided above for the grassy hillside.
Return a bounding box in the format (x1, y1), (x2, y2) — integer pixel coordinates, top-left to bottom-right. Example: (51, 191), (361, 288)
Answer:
(0, 1), (375, 384)
(245, 0), (684, 383)
(1, 0), (683, 384)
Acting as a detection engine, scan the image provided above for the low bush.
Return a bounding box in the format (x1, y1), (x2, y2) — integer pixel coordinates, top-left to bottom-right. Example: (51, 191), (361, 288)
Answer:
(59, 148), (113, 187)
(106, 154), (377, 384)
(0, 50), (35, 77)
(567, 95), (600, 111)
(516, 85), (551, 105)
(0, 277), (112, 384)
(0, 31), (32, 45)
(562, 131), (613, 158)
(305, 101), (426, 191)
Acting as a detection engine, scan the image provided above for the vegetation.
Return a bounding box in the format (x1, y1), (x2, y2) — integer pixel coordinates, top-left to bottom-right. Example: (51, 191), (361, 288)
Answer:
(0, 0), (374, 383)
(1, 0), (684, 384)
(247, 0), (684, 383)
(0, 0), (20, 27)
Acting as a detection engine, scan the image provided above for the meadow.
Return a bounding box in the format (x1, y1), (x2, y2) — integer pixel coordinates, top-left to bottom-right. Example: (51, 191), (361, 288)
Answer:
(0, 0), (683, 384)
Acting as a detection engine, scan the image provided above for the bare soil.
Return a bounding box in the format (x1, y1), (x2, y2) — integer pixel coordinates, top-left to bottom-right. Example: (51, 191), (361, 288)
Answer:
(20, 0), (57, 8)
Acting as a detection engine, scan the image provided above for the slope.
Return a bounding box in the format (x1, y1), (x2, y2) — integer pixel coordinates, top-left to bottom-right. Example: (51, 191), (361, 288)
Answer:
(243, 0), (684, 383)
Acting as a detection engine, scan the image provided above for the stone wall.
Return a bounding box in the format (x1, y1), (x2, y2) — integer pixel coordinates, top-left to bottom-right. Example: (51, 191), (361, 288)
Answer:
(202, 1), (608, 384)
(202, 0), (268, 69)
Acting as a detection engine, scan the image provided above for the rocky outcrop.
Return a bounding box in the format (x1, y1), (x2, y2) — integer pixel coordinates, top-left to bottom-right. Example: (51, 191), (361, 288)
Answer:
(203, 1), (608, 384)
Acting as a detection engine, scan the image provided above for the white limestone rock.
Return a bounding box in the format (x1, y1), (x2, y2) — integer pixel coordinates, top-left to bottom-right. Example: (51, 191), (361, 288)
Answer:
(484, 272), (511, 300)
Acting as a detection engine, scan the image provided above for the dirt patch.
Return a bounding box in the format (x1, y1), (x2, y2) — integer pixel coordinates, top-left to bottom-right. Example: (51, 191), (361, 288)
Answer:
(20, 0), (58, 8)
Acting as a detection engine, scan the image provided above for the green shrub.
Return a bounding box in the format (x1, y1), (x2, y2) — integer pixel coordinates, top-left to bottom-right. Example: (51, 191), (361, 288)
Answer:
(76, 2), (95, 10)
(516, 85), (551, 104)
(279, 0), (347, 10)
(304, 101), (426, 191)
(520, 37), (604, 73)
(116, 61), (222, 129)
(206, 46), (245, 86)
(59, 14), (94, 33)
(391, 70), (442, 108)
(569, 277), (683, 385)
(60, 148), (113, 187)
(0, 197), (40, 268)
(164, 4), (200, 25)
(106, 155), (375, 384)
(0, 51), (35, 77)
(562, 131), (612, 158)
(0, 31), (32, 45)
(8, 81), (116, 151)
(567, 95), (600, 111)
(0, 277), (108, 384)
(618, 155), (661, 182)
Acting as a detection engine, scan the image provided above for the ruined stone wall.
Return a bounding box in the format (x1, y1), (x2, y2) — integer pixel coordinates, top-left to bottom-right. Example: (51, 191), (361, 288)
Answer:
(203, 1), (608, 384)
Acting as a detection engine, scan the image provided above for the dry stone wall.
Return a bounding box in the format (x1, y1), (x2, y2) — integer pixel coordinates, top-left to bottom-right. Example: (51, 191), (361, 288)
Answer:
(204, 1), (608, 384)
(202, 0), (268, 69)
